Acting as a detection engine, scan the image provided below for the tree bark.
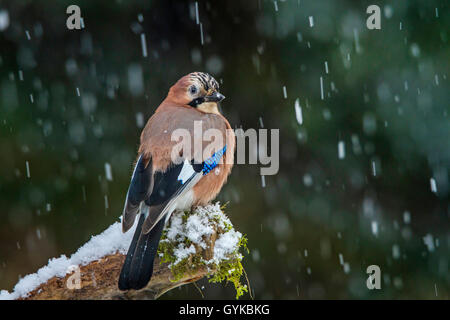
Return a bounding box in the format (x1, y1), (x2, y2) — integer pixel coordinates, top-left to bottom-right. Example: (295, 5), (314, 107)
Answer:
(5, 204), (244, 300)
(20, 233), (218, 300)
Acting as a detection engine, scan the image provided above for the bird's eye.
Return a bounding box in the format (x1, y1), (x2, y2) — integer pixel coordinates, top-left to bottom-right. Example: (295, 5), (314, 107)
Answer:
(189, 85), (198, 95)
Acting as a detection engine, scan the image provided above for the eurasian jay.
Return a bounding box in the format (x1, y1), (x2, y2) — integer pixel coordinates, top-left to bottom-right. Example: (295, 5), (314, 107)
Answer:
(118, 72), (235, 291)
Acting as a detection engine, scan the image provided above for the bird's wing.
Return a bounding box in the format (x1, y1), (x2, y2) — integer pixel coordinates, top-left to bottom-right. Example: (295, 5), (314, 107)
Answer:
(142, 143), (227, 234)
(140, 158), (204, 234)
(122, 154), (153, 233)
(118, 159), (203, 290)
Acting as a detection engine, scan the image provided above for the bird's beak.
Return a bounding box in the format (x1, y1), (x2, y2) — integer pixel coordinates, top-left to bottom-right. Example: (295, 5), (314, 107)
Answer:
(205, 91), (225, 102)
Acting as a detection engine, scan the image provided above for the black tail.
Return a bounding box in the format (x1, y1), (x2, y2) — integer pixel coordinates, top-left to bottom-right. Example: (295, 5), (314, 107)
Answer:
(118, 214), (165, 291)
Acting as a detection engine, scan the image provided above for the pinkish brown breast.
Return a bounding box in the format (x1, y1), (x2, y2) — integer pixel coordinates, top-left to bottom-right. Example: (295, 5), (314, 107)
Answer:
(193, 118), (235, 206)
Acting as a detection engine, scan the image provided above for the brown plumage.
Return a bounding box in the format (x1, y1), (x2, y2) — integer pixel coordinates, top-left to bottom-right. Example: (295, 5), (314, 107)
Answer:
(118, 72), (235, 291)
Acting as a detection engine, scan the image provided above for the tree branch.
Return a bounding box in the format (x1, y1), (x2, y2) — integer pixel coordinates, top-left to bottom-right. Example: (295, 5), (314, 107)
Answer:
(21, 237), (217, 300)
(1, 203), (246, 300)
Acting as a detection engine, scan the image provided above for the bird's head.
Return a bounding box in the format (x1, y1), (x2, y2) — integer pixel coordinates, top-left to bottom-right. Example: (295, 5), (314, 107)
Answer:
(167, 72), (225, 115)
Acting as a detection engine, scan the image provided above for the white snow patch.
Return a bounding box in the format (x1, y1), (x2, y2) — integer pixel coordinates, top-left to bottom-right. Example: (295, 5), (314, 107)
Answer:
(0, 219), (137, 300)
(212, 229), (242, 264)
(185, 214), (214, 245)
(172, 244), (197, 265)
(162, 202), (242, 267)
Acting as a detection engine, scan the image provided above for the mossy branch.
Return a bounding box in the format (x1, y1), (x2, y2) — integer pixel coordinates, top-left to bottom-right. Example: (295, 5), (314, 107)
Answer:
(3, 203), (248, 300)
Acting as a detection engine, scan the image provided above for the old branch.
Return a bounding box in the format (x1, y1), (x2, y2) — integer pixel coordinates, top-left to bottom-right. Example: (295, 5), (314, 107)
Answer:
(1, 203), (246, 300)
(21, 237), (217, 300)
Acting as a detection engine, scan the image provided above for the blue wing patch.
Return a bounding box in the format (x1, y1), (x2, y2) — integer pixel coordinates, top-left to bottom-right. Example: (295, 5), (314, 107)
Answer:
(203, 145), (227, 175)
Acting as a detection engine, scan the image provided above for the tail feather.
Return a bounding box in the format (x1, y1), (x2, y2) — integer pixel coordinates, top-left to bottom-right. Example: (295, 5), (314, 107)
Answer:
(118, 214), (145, 291)
(118, 213), (166, 291)
(128, 218), (165, 290)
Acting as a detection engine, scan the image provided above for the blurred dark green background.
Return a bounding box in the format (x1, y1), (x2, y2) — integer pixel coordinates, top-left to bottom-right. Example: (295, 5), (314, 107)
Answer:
(0, 0), (448, 299)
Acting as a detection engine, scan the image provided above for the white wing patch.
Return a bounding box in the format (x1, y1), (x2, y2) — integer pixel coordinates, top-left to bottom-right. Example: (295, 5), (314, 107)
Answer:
(178, 159), (196, 184)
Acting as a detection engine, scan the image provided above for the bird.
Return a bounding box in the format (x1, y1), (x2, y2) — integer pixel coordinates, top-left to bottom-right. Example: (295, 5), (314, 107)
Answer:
(118, 72), (235, 291)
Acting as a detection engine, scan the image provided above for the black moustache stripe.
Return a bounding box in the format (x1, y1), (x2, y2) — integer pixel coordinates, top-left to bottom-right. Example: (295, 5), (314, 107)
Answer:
(188, 96), (205, 107)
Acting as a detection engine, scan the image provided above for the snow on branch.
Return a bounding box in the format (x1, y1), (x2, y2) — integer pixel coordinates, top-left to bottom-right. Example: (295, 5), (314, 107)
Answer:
(0, 203), (248, 300)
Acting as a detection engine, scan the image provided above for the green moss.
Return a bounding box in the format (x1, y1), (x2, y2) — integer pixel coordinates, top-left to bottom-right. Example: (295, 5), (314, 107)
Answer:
(157, 206), (249, 299)
(207, 234), (249, 299)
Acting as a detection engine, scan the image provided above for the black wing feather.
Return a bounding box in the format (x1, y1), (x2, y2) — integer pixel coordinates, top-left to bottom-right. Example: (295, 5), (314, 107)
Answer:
(145, 160), (201, 206)
(122, 155), (153, 233)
